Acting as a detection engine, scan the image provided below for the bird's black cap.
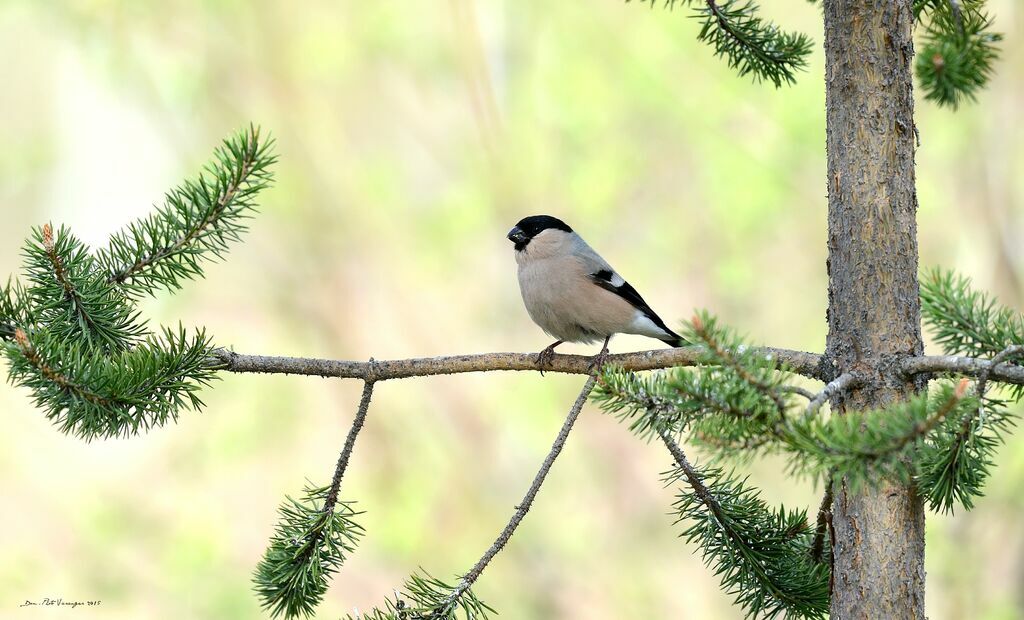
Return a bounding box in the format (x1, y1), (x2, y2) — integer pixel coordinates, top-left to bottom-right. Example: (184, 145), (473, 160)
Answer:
(507, 215), (573, 251)
(513, 215), (572, 237)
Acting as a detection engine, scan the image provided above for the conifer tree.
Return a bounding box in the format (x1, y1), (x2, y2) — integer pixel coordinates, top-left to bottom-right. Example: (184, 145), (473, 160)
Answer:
(2, 1), (1019, 618)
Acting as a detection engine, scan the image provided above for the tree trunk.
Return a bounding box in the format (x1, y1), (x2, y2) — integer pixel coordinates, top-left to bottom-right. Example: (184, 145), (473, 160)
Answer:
(823, 0), (925, 618)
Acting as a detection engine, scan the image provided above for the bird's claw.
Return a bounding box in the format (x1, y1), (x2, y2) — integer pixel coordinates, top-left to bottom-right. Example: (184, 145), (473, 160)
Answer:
(535, 346), (557, 376)
(587, 348), (610, 374)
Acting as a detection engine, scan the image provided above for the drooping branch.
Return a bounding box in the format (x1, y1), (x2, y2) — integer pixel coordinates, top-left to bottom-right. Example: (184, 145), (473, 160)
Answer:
(253, 377), (376, 619)
(324, 378), (376, 514)
(212, 345), (827, 382)
(656, 428), (830, 618)
(440, 373), (598, 612)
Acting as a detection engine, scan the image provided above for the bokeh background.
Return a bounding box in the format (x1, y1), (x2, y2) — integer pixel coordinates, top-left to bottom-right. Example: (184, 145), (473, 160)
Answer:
(1, 1), (1022, 618)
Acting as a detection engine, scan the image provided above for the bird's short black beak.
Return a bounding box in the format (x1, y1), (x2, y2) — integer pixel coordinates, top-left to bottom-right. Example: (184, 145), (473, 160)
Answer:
(507, 226), (528, 248)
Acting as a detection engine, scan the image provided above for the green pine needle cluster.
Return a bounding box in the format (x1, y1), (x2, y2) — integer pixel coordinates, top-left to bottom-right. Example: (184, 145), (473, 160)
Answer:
(97, 124), (277, 298)
(919, 395), (1016, 513)
(597, 315), (830, 617)
(921, 268), (1024, 370)
(4, 324), (215, 440)
(342, 571), (494, 620)
(916, 1), (1002, 108)
(785, 380), (977, 492)
(1, 126), (275, 439)
(630, 0), (812, 87)
(24, 224), (146, 352)
(594, 311), (795, 459)
(253, 484), (365, 619)
(594, 366), (721, 439)
(0, 277), (30, 341)
(667, 459), (830, 619)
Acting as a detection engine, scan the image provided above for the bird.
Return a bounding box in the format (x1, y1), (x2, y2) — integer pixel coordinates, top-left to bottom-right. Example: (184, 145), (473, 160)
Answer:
(507, 215), (684, 371)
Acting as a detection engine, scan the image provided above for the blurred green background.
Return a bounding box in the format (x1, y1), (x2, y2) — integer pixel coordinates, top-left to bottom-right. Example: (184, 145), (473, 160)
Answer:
(1, 1), (1022, 618)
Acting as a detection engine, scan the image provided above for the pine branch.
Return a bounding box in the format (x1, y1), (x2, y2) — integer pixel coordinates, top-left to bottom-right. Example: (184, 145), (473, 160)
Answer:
(915, 0), (1001, 108)
(786, 380), (975, 491)
(341, 571), (493, 620)
(253, 484), (364, 619)
(659, 430), (830, 619)
(23, 224), (146, 353)
(918, 393), (1015, 513)
(593, 365), (749, 439)
(630, 0), (813, 87)
(920, 268), (1024, 399)
(97, 125), (277, 297)
(918, 347), (1022, 513)
(688, 312), (792, 415)
(901, 354), (1024, 386)
(2, 325), (217, 440)
(594, 360), (788, 460)
(253, 380), (375, 619)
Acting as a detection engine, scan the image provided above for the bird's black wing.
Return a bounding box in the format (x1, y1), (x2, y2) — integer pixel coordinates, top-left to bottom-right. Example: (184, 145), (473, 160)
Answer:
(590, 269), (683, 345)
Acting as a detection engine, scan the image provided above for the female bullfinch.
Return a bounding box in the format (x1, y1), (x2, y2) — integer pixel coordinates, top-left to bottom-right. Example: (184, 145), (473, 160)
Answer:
(507, 215), (684, 368)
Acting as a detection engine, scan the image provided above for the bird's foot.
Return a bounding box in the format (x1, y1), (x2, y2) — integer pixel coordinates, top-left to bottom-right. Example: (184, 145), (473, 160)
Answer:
(587, 337), (612, 374)
(535, 340), (563, 376)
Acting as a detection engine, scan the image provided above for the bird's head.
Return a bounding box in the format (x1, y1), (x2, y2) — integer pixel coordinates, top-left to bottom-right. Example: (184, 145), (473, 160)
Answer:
(507, 215), (573, 252)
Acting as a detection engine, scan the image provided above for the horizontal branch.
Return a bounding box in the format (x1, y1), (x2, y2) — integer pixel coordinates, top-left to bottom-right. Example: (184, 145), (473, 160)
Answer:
(212, 348), (1024, 390)
(211, 346), (827, 382)
(901, 354), (1024, 385)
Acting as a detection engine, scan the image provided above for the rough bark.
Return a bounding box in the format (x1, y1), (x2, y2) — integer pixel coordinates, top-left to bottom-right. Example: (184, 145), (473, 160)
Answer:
(823, 0), (925, 618)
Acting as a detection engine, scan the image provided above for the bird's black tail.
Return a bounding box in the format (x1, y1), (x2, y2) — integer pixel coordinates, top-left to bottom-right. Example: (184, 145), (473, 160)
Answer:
(659, 329), (688, 348)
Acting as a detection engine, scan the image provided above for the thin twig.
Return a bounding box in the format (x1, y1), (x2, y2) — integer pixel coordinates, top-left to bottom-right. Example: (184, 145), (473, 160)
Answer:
(659, 428), (716, 505)
(901, 354), (1024, 385)
(780, 385), (816, 401)
(804, 372), (861, 418)
(324, 375), (376, 514)
(298, 373), (376, 566)
(810, 480), (834, 564)
(975, 345), (1024, 403)
(212, 345), (827, 382)
(441, 373), (598, 609)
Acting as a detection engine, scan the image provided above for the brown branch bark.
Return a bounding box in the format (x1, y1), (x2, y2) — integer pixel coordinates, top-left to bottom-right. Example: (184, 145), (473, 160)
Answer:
(211, 347), (1024, 388)
(901, 354), (1024, 385)
(211, 346), (827, 381)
